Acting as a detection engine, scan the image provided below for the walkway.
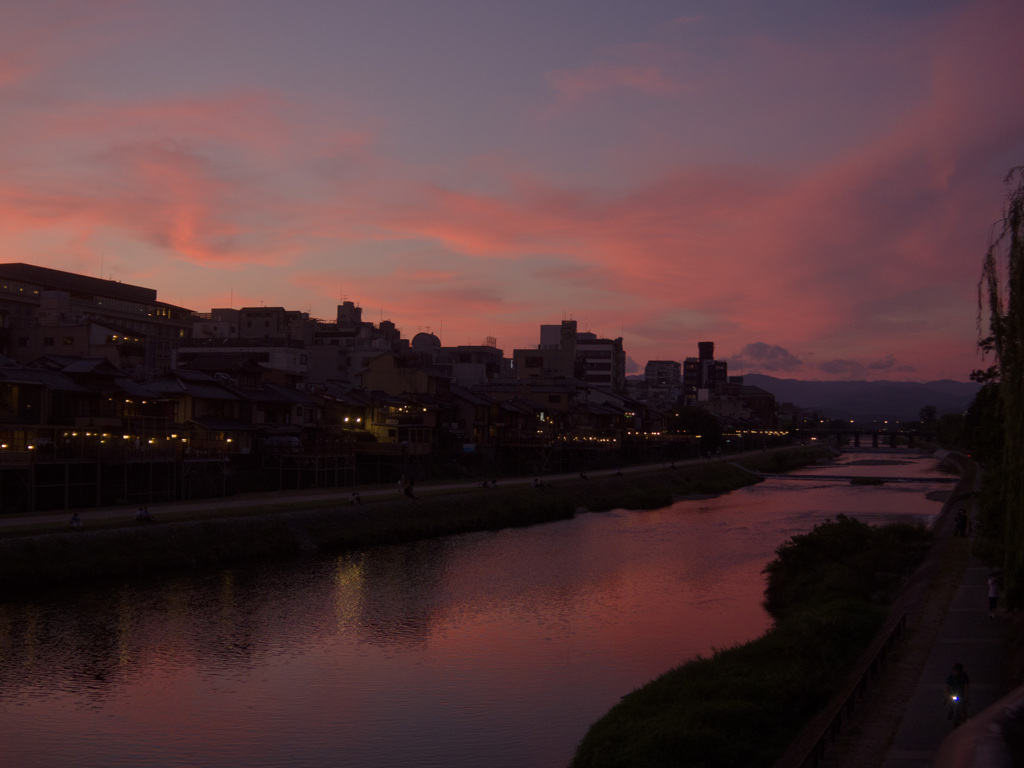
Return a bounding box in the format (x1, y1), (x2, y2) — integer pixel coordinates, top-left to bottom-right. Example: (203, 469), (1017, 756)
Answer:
(0, 456), (714, 532)
(882, 556), (1009, 767)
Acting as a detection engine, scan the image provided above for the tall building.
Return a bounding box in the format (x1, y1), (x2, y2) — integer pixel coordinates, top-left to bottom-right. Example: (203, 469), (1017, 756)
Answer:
(683, 341), (727, 400)
(0, 263), (194, 371)
(576, 332), (625, 391)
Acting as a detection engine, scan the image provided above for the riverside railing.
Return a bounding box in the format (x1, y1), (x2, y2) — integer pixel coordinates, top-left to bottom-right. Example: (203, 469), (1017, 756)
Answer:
(775, 610), (908, 768)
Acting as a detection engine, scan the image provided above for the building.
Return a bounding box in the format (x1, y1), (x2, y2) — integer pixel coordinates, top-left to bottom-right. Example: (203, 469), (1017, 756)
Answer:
(0, 263), (194, 371)
(177, 307), (314, 380)
(576, 332), (626, 391)
(513, 320), (626, 392)
(513, 320), (580, 380)
(307, 302), (409, 384)
(643, 359), (682, 407)
(683, 341), (728, 401)
(645, 360), (681, 387)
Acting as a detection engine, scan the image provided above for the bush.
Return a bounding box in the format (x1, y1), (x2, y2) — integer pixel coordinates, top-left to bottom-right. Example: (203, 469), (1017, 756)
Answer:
(762, 515), (931, 621)
(570, 516), (932, 768)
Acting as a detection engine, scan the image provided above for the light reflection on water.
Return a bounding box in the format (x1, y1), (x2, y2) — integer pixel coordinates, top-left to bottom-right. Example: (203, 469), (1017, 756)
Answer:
(0, 452), (950, 768)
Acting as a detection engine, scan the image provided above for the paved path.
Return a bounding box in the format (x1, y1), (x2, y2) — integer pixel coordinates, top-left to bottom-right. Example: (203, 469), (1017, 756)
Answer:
(881, 558), (1008, 768)
(0, 457), (713, 531)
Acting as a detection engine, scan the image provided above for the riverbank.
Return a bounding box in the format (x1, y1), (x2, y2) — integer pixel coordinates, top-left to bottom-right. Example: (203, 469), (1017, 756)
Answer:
(0, 447), (831, 594)
(569, 450), (973, 768)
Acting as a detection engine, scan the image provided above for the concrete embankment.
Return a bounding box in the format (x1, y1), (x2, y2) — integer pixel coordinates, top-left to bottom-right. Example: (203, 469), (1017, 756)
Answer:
(0, 458), (780, 594)
(0, 487), (573, 594)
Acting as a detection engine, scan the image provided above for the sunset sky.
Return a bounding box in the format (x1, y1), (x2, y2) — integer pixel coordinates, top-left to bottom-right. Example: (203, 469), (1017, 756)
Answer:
(2, 0), (1022, 382)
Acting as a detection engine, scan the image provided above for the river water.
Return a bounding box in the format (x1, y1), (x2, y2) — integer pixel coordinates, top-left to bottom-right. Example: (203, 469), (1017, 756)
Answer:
(0, 451), (953, 768)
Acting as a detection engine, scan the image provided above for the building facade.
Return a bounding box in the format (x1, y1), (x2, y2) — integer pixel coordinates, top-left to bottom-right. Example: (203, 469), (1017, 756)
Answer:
(0, 263), (194, 371)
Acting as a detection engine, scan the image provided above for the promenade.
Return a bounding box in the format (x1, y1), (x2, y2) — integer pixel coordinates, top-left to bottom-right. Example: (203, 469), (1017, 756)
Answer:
(825, 454), (1020, 768)
(882, 556), (1010, 767)
(0, 456), (711, 533)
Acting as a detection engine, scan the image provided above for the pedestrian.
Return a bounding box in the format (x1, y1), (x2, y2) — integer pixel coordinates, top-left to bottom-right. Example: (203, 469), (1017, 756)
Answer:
(954, 508), (967, 536)
(70, 512), (82, 530)
(988, 573), (1000, 618)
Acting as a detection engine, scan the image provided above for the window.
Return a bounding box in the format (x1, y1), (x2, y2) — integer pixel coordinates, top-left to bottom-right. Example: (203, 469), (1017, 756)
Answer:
(524, 356), (543, 368)
(63, 336), (74, 346)
(43, 336), (54, 346)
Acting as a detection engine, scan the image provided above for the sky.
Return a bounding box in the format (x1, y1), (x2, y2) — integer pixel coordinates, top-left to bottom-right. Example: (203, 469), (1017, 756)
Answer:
(2, 0), (1022, 383)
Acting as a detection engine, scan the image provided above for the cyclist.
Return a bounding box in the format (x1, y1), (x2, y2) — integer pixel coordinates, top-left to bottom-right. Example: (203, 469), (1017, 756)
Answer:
(946, 663), (970, 726)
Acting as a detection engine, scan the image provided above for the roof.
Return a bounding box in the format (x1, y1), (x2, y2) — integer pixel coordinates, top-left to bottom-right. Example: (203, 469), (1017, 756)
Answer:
(179, 354), (268, 373)
(228, 382), (319, 405)
(0, 365), (92, 393)
(30, 356), (121, 375)
(0, 262), (157, 303)
(449, 384), (493, 406)
(185, 417), (255, 431)
(146, 376), (239, 401)
(314, 383), (374, 406)
(499, 398), (536, 415)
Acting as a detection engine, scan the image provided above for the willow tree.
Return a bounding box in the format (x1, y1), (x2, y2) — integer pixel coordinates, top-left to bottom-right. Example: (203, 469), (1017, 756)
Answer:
(978, 166), (1024, 605)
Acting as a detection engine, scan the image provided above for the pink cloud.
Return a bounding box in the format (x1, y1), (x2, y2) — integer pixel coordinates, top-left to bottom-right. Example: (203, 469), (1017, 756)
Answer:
(1, 0), (1018, 382)
(0, 0), (141, 89)
(0, 88), (381, 271)
(0, 138), (305, 268)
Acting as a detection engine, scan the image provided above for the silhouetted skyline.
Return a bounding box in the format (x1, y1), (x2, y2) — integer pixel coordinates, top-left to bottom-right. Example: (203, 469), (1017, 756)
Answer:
(2, 1), (1022, 382)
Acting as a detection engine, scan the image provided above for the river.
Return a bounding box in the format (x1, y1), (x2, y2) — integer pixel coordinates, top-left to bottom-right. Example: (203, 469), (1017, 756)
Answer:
(0, 451), (953, 768)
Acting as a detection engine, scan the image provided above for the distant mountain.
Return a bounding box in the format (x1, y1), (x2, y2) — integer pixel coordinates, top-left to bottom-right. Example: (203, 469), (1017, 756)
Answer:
(742, 374), (980, 422)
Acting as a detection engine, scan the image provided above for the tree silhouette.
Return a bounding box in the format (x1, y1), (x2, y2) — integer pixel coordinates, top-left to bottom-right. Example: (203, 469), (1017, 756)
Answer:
(977, 166), (1024, 605)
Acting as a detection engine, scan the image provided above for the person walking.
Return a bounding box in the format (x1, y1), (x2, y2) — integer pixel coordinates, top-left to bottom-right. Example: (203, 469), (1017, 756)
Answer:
(988, 572), (1000, 618)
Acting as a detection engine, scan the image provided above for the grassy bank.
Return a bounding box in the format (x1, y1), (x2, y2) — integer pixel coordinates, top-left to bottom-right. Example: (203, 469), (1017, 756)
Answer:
(570, 515), (934, 768)
(0, 454), (817, 594)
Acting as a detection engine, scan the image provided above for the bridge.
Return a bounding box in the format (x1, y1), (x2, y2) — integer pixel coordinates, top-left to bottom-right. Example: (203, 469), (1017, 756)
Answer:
(796, 427), (936, 448)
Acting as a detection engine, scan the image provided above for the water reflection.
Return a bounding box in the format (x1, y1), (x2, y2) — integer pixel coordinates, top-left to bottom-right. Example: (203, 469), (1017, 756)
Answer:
(0, 452), (950, 768)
